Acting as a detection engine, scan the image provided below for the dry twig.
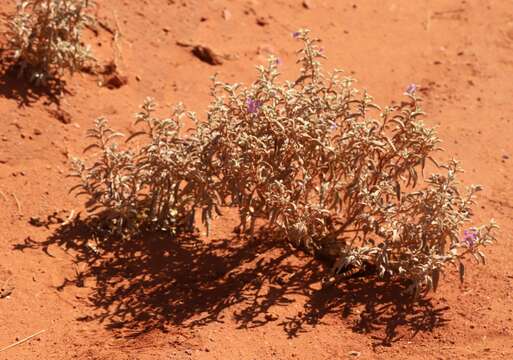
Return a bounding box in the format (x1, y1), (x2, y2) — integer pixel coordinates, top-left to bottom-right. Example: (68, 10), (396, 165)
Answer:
(0, 329), (46, 353)
(11, 193), (21, 214)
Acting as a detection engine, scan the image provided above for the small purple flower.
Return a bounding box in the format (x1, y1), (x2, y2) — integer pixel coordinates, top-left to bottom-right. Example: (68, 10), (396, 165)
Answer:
(405, 83), (417, 95)
(330, 122), (338, 131)
(246, 98), (261, 114)
(292, 31), (301, 39)
(275, 57), (282, 65)
(319, 47), (324, 53)
(462, 229), (478, 247)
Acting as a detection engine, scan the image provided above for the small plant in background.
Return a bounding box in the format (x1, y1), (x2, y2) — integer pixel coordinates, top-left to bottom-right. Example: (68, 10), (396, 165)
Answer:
(72, 29), (498, 295)
(5, 0), (95, 84)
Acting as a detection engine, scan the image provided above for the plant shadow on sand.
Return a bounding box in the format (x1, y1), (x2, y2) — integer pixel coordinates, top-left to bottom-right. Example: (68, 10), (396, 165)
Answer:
(0, 55), (67, 107)
(14, 214), (449, 347)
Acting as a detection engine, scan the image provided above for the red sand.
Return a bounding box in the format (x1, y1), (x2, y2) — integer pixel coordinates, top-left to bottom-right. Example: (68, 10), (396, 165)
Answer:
(0, 1), (512, 359)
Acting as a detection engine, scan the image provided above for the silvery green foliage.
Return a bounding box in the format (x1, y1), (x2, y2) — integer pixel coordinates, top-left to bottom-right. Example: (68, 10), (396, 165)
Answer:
(7, 0), (95, 84)
(72, 29), (497, 294)
(71, 100), (217, 236)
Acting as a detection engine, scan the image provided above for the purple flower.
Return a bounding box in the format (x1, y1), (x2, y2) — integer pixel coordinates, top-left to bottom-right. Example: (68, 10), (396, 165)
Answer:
(405, 83), (417, 95)
(246, 98), (261, 114)
(292, 31), (301, 39)
(462, 229), (478, 247)
(275, 57), (282, 65)
(330, 122), (338, 131)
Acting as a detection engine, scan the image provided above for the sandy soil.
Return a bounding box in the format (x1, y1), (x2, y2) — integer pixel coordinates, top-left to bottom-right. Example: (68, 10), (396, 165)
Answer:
(1, 0), (513, 359)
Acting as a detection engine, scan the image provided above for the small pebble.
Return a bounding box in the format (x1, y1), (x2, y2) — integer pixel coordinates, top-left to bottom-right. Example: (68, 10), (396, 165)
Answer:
(256, 16), (268, 26)
(302, 0), (313, 9)
(222, 9), (232, 20)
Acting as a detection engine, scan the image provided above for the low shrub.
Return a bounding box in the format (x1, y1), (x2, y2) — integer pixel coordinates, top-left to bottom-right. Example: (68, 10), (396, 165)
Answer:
(5, 0), (95, 84)
(71, 29), (497, 294)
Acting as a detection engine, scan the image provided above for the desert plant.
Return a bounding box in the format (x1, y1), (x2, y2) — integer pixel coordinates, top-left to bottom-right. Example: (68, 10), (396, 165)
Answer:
(72, 29), (497, 294)
(5, 0), (95, 84)
(70, 100), (219, 236)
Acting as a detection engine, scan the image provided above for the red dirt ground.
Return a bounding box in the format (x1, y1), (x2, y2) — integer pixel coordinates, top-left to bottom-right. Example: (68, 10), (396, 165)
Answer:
(1, 0), (513, 359)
